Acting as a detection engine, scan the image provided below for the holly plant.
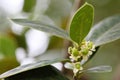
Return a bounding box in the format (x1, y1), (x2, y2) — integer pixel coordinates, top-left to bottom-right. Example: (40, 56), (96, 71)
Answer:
(1, 2), (120, 80)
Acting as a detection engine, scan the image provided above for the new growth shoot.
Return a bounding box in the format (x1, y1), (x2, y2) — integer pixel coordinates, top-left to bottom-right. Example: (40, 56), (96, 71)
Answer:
(68, 40), (95, 76)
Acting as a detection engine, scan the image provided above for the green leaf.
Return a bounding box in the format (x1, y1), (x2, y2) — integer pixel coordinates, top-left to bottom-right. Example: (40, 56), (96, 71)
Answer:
(70, 2), (94, 44)
(4, 65), (69, 80)
(11, 19), (70, 40)
(83, 65), (112, 73)
(86, 15), (120, 46)
(0, 58), (68, 79)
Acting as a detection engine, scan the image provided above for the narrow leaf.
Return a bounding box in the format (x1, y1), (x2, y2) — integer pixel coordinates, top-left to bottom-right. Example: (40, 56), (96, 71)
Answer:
(0, 58), (68, 79)
(82, 65), (112, 73)
(11, 19), (70, 40)
(70, 2), (94, 44)
(4, 65), (69, 80)
(86, 15), (120, 46)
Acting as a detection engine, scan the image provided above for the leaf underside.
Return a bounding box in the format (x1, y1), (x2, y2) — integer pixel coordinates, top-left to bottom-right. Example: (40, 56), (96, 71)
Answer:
(86, 15), (120, 46)
(11, 19), (70, 40)
(4, 65), (69, 80)
(85, 65), (112, 73)
(0, 58), (68, 79)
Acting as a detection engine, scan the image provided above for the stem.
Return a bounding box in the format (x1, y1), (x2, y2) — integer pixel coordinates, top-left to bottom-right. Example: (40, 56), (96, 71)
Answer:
(62, 0), (85, 79)
(72, 1), (85, 79)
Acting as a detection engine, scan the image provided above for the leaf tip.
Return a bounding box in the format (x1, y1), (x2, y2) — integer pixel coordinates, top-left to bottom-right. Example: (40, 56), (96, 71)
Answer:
(84, 2), (94, 7)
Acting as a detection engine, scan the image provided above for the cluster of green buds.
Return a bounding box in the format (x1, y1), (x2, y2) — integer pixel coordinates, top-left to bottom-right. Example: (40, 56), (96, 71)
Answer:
(68, 40), (95, 75)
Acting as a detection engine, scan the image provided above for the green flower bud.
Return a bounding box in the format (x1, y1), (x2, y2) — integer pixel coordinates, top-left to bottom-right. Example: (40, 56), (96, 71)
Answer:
(73, 62), (83, 75)
(68, 40), (95, 77)
(88, 42), (93, 49)
(74, 62), (81, 69)
(81, 48), (89, 55)
(72, 48), (79, 57)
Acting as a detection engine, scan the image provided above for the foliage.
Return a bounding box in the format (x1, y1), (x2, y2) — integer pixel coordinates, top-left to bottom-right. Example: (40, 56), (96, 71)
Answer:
(0, 0), (120, 80)
(4, 65), (69, 80)
(70, 2), (94, 44)
(12, 19), (70, 40)
(86, 15), (120, 46)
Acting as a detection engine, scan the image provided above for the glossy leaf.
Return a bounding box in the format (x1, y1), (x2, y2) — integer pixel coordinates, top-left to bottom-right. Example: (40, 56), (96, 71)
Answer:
(70, 2), (94, 44)
(86, 15), (120, 46)
(4, 65), (69, 80)
(0, 58), (68, 79)
(84, 65), (112, 73)
(11, 19), (70, 40)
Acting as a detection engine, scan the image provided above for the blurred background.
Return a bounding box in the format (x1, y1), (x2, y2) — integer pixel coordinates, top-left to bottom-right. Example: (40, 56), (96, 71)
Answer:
(0, 0), (120, 80)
